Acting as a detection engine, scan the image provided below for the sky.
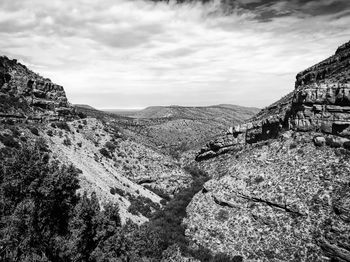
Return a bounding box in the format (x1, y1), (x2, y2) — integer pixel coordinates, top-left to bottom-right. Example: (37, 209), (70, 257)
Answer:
(0, 0), (349, 109)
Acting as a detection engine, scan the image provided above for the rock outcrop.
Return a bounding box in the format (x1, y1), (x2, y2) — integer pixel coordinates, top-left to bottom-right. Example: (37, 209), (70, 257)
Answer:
(196, 40), (350, 160)
(186, 137), (350, 261)
(187, 40), (350, 262)
(0, 56), (75, 122)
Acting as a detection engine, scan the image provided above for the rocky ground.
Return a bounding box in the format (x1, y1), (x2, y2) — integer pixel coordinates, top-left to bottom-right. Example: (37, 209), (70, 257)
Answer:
(185, 131), (350, 261)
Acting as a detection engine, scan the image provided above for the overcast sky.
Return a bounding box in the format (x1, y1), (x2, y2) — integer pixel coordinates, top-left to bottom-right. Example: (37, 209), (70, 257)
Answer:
(1, 0), (349, 109)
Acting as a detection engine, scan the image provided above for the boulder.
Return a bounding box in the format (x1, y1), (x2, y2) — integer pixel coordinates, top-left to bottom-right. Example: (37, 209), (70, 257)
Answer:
(313, 136), (326, 147)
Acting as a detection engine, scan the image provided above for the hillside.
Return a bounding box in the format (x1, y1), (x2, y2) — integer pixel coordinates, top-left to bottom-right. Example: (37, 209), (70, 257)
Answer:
(185, 41), (350, 261)
(0, 56), (193, 225)
(113, 105), (259, 120)
(103, 105), (259, 156)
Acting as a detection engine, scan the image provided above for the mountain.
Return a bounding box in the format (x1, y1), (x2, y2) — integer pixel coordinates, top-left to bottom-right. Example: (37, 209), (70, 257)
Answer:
(184, 41), (350, 261)
(113, 105), (259, 120)
(74, 104), (98, 111)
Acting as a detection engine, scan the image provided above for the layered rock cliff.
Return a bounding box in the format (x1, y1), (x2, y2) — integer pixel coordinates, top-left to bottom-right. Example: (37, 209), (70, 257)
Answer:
(0, 56), (75, 122)
(185, 41), (350, 262)
(196, 40), (350, 160)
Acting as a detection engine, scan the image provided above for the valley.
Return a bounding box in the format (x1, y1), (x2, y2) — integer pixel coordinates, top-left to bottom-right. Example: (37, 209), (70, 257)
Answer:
(1, 40), (350, 261)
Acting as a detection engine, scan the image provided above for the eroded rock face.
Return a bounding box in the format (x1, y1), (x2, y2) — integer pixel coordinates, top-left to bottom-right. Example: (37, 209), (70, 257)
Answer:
(189, 41), (350, 261)
(186, 137), (350, 261)
(0, 56), (75, 122)
(196, 40), (350, 160)
(291, 41), (350, 134)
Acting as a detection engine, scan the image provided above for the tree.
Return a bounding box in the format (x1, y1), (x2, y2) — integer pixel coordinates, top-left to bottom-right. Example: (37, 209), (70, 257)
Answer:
(67, 192), (100, 262)
(0, 143), (80, 261)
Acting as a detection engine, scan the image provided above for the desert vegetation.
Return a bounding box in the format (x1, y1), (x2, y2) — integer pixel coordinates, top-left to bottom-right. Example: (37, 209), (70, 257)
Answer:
(0, 143), (240, 262)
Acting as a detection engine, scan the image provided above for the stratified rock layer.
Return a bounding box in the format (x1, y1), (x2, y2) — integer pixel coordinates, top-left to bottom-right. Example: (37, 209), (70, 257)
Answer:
(0, 56), (75, 122)
(196, 41), (350, 160)
(188, 41), (350, 262)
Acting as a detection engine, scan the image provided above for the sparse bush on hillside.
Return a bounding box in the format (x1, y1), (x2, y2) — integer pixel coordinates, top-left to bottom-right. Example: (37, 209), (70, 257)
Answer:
(105, 141), (117, 151)
(216, 209), (230, 222)
(289, 142), (297, 149)
(47, 129), (53, 136)
(3, 119), (15, 125)
(63, 137), (72, 146)
(29, 127), (39, 136)
(169, 142), (190, 160)
(9, 127), (20, 137)
(77, 111), (87, 119)
(114, 187), (126, 196)
(0, 134), (20, 148)
(99, 147), (111, 158)
(117, 151), (127, 158)
(184, 164), (208, 178)
(54, 121), (71, 132)
(36, 137), (50, 152)
(127, 194), (160, 218)
(144, 185), (171, 201)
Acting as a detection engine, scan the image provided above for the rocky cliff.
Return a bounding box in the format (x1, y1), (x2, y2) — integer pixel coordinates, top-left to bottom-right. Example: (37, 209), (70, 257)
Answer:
(185, 41), (350, 261)
(196, 40), (350, 160)
(0, 56), (75, 122)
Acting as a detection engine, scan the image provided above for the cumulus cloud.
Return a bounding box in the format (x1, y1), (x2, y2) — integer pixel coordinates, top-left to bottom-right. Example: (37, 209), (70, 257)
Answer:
(0, 0), (349, 108)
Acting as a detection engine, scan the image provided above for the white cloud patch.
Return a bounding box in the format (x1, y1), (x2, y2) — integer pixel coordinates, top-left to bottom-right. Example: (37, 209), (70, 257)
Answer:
(0, 0), (349, 108)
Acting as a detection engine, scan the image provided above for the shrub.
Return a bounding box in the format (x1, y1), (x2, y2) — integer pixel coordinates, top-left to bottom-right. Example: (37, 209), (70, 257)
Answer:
(47, 129), (53, 136)
(127, 194), (160, 218)
(77, 112), (87, 119)
(99, 147), (111, 159)
(29, 127), (39, 136)
(9, 127), (20, 138)
(3, 119), (14, 125)
(54, 121), (70, 132)
(36, 137), (50, 152)
(184, 164), (208, 178)
(144, 185), (171, 201)
(63, 137), (72, 146)
(216, 209), (230, 222)
(0, 134), (20, 148)
(114, 187), (126, 196)
(105, 141), (117, 151)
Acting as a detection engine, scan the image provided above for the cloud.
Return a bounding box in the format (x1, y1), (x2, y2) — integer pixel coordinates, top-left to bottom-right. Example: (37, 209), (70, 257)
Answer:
(0, 0), (349, 109)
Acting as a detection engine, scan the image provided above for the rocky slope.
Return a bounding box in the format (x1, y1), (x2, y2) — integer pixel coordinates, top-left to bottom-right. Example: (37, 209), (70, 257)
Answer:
(185, 41), (350, 261)
(197, 40), (350, 160)
(0, 56), (192, 224)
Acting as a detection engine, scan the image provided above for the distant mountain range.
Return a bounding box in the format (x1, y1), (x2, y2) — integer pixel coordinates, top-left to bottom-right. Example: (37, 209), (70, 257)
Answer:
(104, 104), (259, 120)
(73, 104), (259, 153)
